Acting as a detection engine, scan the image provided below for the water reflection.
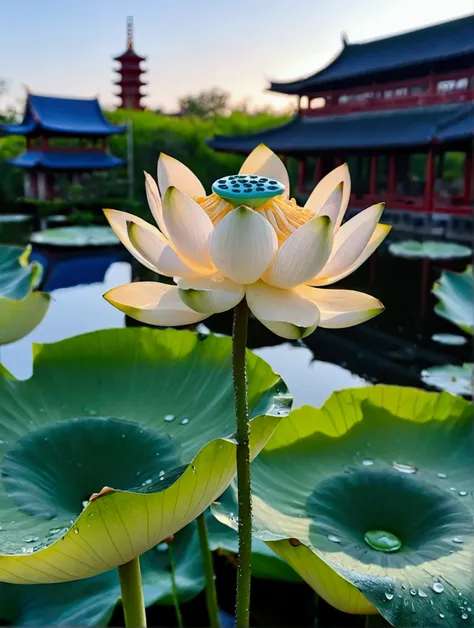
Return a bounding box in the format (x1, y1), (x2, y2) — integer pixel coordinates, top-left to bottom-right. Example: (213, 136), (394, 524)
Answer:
(2, 262), (130, 380)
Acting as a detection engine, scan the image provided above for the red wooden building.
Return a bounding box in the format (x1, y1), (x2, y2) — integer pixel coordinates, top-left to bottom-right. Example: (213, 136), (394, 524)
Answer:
(113, 17), (147, 111)
(210, 16), (474, 238)
(2, 93), (126, 201)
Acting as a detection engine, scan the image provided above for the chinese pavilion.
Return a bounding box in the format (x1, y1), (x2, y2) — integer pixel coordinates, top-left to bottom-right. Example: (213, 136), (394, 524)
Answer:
(113, 17), (147, 110)
(2, 93), (126, 200)
(209, 15), (474, 232)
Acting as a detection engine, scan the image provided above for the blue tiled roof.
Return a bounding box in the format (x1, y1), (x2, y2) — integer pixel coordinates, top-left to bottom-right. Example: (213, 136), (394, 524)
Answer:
(208, 103), (474, 153)
(2, 94), (126, 137)
(8, 151), (125, 170)
(271, 15), (474, 94)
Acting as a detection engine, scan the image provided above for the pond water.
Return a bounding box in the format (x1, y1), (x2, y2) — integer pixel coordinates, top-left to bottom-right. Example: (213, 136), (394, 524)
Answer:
(3, 235), (471, 401)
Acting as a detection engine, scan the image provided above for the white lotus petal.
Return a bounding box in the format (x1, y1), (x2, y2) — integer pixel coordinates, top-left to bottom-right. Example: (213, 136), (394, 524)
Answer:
(178, 274), (244, 314)
(304, 164), (351, 230)
(162, 187), (215, 271)
(264, 215), (333, 289)
(104, 282), (207, 326)
(239, 144), (290, 197)
(246, 281), (319, 339)
(311, 223), (391, 286)
(144, 171), (168, 237)
(158, 153), (206, 198)
(313, 203), (384, 282)
(209, 206), (277, 284)
(298, 286), (384, 328)
(127, 221), (200, 279)
(104, 209), (166, 274)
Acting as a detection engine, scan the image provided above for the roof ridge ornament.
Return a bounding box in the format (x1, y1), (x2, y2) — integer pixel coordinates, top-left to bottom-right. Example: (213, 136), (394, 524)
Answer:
(341, 31), (349, 46)
(127, 16), (133, 50)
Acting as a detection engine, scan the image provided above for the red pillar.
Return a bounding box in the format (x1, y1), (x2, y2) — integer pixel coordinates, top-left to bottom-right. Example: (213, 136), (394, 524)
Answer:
(464, 145), (473, 204)
(298, 158), (306, 192)
(424, 147), (435, 213)
(388, 155), (396, 196)
(369, 155), (378, 196)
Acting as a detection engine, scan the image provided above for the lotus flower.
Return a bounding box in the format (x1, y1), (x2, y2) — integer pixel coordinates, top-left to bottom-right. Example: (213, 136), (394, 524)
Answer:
(104, 145), (390, 339)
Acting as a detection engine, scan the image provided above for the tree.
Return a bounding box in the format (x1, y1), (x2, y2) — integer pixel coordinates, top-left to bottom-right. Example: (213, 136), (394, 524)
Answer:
(178, 88), (230, 118)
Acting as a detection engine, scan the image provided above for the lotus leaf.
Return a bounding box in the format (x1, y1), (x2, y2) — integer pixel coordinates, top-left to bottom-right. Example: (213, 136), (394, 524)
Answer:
(432, 265), (473, 335)
(0, 327), (288, 583)
(421, 364), (472, 396)
(0, 245), (50, 345)
(213, 386), (473, 627)
(0, 522), (204, 626)
(31, 226), (119, 247)
(388, 240), (471, 260)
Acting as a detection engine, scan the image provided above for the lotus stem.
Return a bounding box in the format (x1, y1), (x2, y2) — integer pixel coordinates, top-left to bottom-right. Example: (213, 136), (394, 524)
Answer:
(118, 557), (147, 628)
(169, 543), (184, 628)
(232, 297), (251, 627)
(197, 512), (220, 628)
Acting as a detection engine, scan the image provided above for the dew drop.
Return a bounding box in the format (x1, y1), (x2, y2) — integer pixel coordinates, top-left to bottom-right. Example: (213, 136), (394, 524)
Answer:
(393, 461), (417, 474)
(362, 459), (374, 466)
(87, 513), (96, 521)
(418, 589), (427, 598)
(437, 473), (447, 478)
(403, 598), (409, 607)
(49, 527), (63, 534)
(136, 471), (141, 477)
(364, 529), (402, 552)
(142, 479), (152, 486)
(22, 547), (34, 553)
(458, 491), (468, 496)
(164, 415), (175, 422)
(450, 487), (456, 491)
(327, 534), (341, 544)
(180, 418), (189, 425)
(156, 542), (168, 552)
(73, 527), (79, 535)
(81, 500), (88, 509)
(453, 537), (464, 544)
(462, 614), (468, 620)
(433, 583), (444, 593)
(385, 592), (394, 600)
(24, 536), (39, 543)
(439, 613), (444, 619)
(159, 470), (165, 477)
(410, 589), (417, 596)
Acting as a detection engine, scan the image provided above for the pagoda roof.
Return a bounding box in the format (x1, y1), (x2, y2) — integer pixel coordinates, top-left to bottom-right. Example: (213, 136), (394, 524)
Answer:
(2, 94), (126, 137)
(114, 48), (146, 62)
(8, 151), (124, 170)
(270, 15), (474, 94)
(208, 102), (474, 153)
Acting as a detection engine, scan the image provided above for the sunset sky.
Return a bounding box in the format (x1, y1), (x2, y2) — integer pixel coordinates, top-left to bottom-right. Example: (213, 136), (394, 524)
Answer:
(1, 0), (472, 113)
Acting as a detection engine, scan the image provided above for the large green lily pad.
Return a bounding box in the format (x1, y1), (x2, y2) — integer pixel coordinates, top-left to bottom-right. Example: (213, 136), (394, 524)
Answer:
(432, 265), (472, 335)
(388, 240), (471, 260)
(0, 521), (204, 626)
(30, 226), (119, 247)
(214, 386), (473, 627)
(0, 327), (289, 583)
(0, 245), (50, 345)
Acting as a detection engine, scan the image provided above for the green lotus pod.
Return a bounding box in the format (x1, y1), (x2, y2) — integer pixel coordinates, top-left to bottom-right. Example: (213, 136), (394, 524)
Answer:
(432, 265), (473, 335)
(213, 386), (473, 626)
(0, 522), (204, 626)
(0, 327), (289, 584)
(0, 245), (50, 345)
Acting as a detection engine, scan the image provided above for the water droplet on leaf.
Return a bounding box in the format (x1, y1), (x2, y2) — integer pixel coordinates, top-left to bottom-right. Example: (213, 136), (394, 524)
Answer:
(437, 473), (447, 478)
(418, 589), (427, 598)
(393, 461), (417, 474)
(458, 491), (467, 496)
(181, 418), (189, 425)
(385, 592), (394, 600)
(364, 530), (402, 552)
(327, 534), (341, 543)
(362, 459), (374, 466)
(453, 537), (464, 544)
(433, 583), (444, 593)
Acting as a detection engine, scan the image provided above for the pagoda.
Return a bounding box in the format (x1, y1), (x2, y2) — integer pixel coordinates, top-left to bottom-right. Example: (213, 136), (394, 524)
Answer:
(1, 93), (126, 201)
(113, 17), (146, 110)
(209, 15), (474, 236)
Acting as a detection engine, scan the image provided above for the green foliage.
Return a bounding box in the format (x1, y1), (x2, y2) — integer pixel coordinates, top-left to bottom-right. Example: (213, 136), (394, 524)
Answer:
(178, 87), (230, 118)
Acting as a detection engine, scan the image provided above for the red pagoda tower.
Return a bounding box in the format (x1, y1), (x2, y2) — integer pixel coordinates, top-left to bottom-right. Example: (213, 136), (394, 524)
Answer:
(113, 17), (146, 110)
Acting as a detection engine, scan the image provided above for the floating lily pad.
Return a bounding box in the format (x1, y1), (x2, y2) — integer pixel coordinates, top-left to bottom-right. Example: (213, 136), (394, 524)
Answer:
(31, 226), (119, 248)
(431, 333), (467, 346)
(421, 364), (472, 396)
(0, 522), (204, 626)
(214, 386), (473, 627)
(0, 327), (288, 583)
(388, 240), (471, 260)
(432, 265), (473, 335)
(0, 245), (50, 345)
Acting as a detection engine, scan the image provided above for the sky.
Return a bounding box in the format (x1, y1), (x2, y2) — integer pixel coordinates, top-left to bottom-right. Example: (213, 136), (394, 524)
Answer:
(1, 0), (473, 113)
